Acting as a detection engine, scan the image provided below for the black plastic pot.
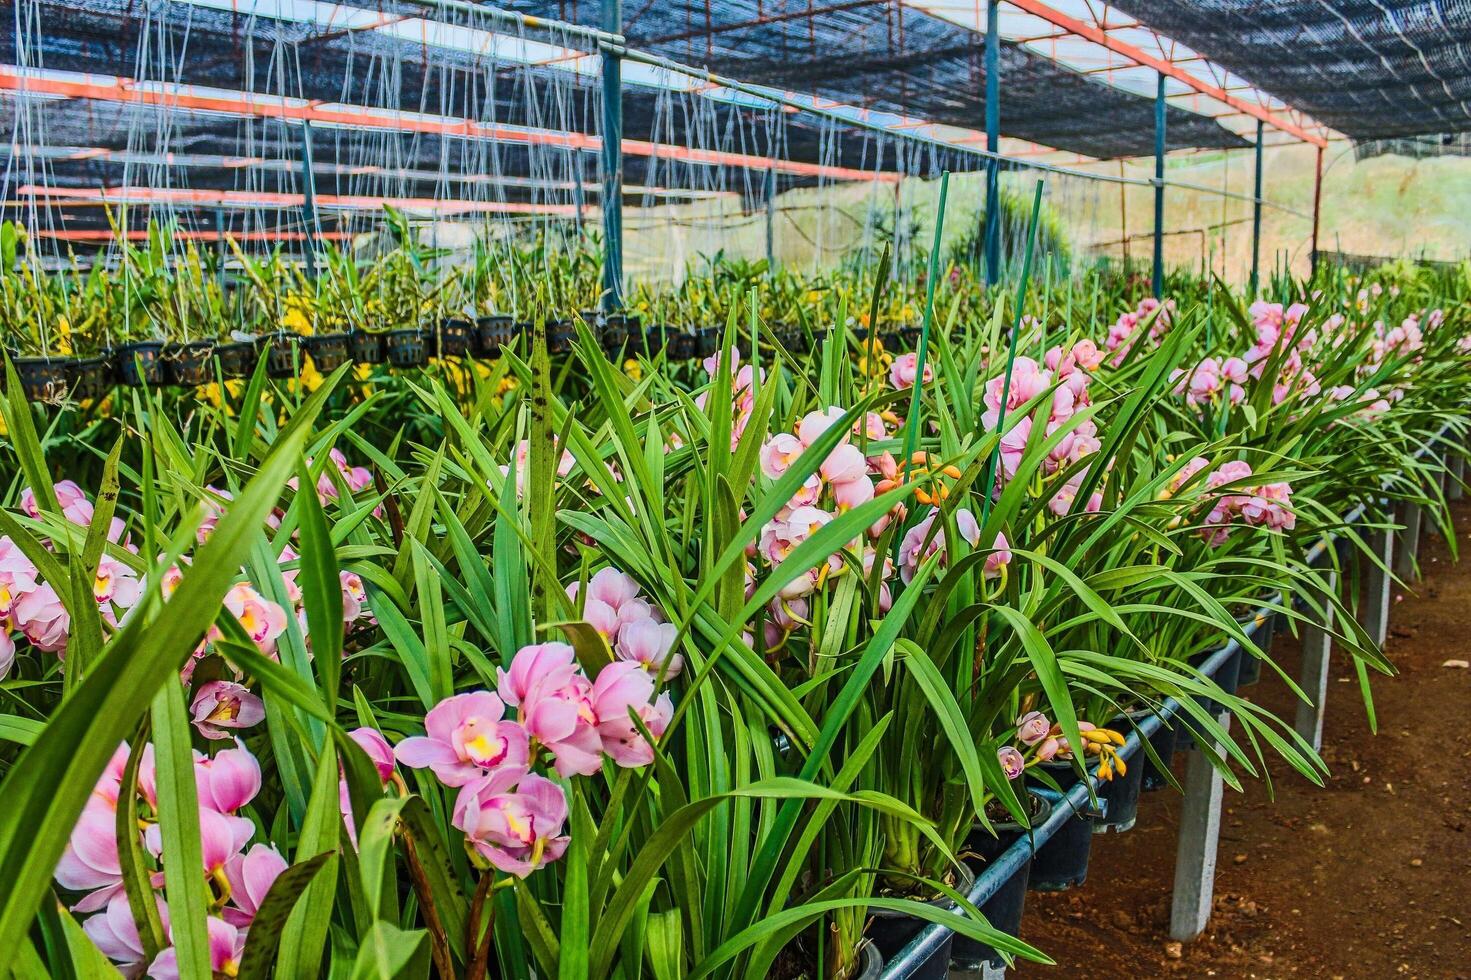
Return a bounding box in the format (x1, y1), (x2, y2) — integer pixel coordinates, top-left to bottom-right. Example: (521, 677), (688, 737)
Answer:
(546, 319), (578, 355)
(304, 332), (353, 372)
(1140, 716), (1179, 792)
(1026, 764), (1094, 891)
(639, 325), (671, 357)
(473, 316), (516, 357)
(164, 340), (216, 388)
(349, 330), (386, 365)
(437, 318), (474, 359)
(260, 332), (301, 379)
(867, 867), (973, 980)
(952, 791), (1053, 972)
(576, 309), (605, 348)
(113, 341), (166, 387)
(899, 323), (924, 348)
(666, 329), (698, 361)
(67, 356), (113, 401)
(600, 313), (631, 352)
(1094, 713), (1150, 834)
(385, 328), (427, 368)
(215, 341), (258, 380)
(693, 326), (721, 359)
(1237, 611), (1275, 688)
(777, 323), (812, 353)
(10, 356), (70, 401)
(854, 941), (883, 980)
(1178, 646), (1243, 752)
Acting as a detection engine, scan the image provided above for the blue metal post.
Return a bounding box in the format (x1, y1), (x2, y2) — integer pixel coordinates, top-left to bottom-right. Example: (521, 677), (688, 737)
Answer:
(600, 0), (624, 313)
(1250, 119), (1264, 296)
(983, 0), (1000, 284)
(1152, 72), (1165, 299)
(300, 120), (318, 281)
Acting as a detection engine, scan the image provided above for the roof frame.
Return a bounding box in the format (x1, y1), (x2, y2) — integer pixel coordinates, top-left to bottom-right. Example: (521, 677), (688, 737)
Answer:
(997, 0), (1327, 146)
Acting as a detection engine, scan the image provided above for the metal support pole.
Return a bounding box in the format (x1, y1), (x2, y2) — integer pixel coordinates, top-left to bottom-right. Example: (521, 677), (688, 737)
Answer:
(764, 165), (776, 270)
(214, 207), (227, 292)
(1395, 504), (1422, 582)
(299, 121), (318, 281)
(983, 0), (1000, 285)
(1151, 71), (1166, 299)
(572, 155), (586, 236)
(1294, 571), (1337, 752)
(1250, 120), (1264, 296)
(600, 0), (624, 313)
(1170, 708), (1230, 941)
(1449, 455), (1465, 502)
(1361, 521), (1395, 648)
(1310, 144), (1324, 277)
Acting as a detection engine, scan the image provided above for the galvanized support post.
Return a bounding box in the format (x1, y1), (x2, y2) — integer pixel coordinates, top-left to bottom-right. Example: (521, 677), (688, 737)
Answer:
(214, 207), (228, 292)
(764, 165), (776, 270)
(1309, 144), (1324, 277)
(1151, 71), (1166, 300)
(1395, 504), (1422, 582)
(1361, 520), (1395, 648)
(1449, 455), (1465, 502)
(983, 0), (1000, 285)
(572, 154), (586, 236)
(600, 0), (624, 314)
(299, 121), (318, 281)
(1294, 570), (1337, 752)
(1170, 708), (1230, 941)
(1250, 120), (1264, 297)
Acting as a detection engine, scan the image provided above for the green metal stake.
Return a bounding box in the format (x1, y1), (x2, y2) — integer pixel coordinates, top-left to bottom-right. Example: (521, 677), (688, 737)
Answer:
(894, 172), (951, 564)
(980, 179), (1046, 528)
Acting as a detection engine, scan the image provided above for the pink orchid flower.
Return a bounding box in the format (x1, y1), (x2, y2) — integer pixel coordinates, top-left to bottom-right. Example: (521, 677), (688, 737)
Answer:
(148, 916), (242, 980)
(592, 662), (673, 768)
(797, 407), (848, 447)
(0, 536), (38, 616)
(453, 771), (571, 878)
(55, 801), (124, 912)
(84, 892), (168, 969)
(222, 844), (288, 928)
(998, 746), (1025, 780)
(888, 352), (933, 390)
(194, 741), (262, 814)
(760, 432), (806, 480)
(615, 618), (682, 679)
(190, 682), (266, 741)
(395, 692), (530, 787)
(15, 581), (69, 653)
(224, 583), (288, 654)
(498, 642), (582, 708)
(1017, 711), (1050, 745)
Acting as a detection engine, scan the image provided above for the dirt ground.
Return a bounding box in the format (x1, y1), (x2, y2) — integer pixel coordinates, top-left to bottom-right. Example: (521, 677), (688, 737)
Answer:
(1014, 499), (1471, 980)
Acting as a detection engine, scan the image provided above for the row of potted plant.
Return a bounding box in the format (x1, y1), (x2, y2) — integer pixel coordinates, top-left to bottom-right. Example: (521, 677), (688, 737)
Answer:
(0, 250), (1464, 979)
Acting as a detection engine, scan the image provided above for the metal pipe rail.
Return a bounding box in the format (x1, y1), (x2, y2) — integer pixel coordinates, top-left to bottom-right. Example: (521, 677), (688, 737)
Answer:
(879, 425), (1459, 978)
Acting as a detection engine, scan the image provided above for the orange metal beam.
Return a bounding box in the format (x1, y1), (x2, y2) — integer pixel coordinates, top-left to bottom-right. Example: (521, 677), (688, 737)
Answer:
(34, 228), (356, 242)
(1001, 0), (1327, 147)
(0, 67), (898, 184)
(17, 184), (581, 215)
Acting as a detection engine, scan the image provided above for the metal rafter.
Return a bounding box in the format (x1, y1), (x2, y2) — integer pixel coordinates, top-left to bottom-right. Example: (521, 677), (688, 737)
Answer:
(998, 0), (1327, 146)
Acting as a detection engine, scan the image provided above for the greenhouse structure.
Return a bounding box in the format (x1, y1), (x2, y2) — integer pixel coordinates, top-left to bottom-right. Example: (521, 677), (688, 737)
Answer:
(0, 0), (1468, 977)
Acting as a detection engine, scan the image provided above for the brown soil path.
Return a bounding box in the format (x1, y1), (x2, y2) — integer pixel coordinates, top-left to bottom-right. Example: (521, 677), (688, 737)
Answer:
(1014, 499), (1471, 980)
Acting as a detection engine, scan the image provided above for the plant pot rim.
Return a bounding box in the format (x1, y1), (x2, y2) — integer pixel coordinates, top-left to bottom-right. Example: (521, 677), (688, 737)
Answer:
(870, 864), (975, 918)
(978, 787), (1054, 835)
